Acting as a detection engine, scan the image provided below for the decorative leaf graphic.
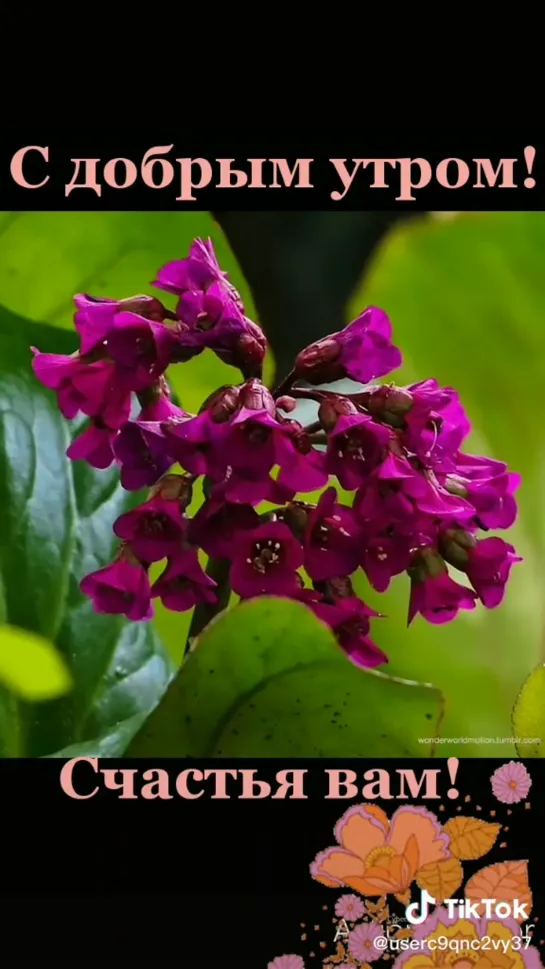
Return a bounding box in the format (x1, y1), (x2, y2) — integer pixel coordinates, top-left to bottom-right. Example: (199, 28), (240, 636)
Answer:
(464, 861), (532, 921)
(416, 857), (463, 902)
(443, 816), (501, 860)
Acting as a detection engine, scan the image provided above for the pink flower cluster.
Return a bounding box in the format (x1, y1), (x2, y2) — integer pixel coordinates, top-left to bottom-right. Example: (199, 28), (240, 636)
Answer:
(31, 237), (522, 668)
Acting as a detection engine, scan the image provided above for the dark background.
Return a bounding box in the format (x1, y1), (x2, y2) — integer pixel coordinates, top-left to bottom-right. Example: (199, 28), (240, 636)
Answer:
(1, 758), (542, 965)
(2, 129), (542, 211)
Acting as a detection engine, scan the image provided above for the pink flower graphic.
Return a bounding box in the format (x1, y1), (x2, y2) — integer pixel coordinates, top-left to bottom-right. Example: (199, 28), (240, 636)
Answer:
(335, 893), (365, 921)
(349, 921), (385, 963)
(392, 905), (542, 969)
(491, 761), (532, 804)
(267, 956), (305, 969)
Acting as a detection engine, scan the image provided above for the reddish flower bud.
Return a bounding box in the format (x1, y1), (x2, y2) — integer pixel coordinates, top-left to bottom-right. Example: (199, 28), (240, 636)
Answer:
(360, 384), (414, 428)
(318, 395), (359, 432)
(215, 324), (267, 380)
(280, 501), (312, 540)
(315, 575), (355, 602)
(117, 294), (176, 322)
(150, 472), (194, 510)
(294, 338), (344, 384)
(276, 395), (297, 413)
(239, 379), (276, 417)
(199, 385), (241, 423)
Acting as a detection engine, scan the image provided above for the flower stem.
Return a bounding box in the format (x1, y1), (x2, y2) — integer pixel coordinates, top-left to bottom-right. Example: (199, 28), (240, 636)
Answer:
(272, 369), (296, 399)
(303, 420), (322, 434)
(184, 557), (231, 657)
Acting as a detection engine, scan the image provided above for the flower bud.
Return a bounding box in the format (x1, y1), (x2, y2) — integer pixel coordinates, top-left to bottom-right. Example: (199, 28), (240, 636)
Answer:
(439, 527), (477, 569)
(117, 294), (176, 322)
(443, 475), (469, 498)
(281, 501), (312, 539)
(315, 575), (355, 601)
(362, 384), (414, 428)
(215, 324), (267, 380)
(282, 419), (313, 455)
(199, 385), (240, 422)
(318, 395), (359, 432)
(150, 473), (194, 510)
(294, 337), (344, 384)
(408, 546), (447, 582)
(239, 379), (276, 417)
(276, 395), (297, 413)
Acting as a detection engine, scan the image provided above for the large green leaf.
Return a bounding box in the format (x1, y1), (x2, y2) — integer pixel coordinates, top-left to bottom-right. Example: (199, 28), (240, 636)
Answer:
(0, 306), (173, 757)
(512, 663), (545, 757)
(127, 597), (444, 757)
(348, 212), (545, 757)
(0, 211), (261, 665)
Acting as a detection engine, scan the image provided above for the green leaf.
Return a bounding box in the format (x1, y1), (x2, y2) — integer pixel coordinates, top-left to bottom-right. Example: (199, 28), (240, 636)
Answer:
(0, 624), (72, 700)
(0, 305), (173, 757)
(0, 211), (262, 665)
(127, 597), (444, 757)
(349, 212), (545, 757)
(512, 663), (545, 758)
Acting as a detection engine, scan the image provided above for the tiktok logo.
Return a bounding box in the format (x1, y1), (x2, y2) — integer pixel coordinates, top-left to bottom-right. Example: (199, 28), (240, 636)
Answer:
(405, 890), (531, 925)
(405, 890), (436, 925)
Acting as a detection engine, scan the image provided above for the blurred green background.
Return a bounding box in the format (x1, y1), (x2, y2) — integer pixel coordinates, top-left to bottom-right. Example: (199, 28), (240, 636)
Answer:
(0, 210), (542, 758)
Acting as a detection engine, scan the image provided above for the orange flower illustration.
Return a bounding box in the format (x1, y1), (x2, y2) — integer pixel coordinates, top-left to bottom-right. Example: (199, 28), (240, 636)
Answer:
(311, 804), (451, 900)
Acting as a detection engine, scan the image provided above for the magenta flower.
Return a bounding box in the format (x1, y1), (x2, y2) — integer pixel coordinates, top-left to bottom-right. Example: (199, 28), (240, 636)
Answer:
(334, 893), (365, 921)
(304, 487), (361, 582)
(30, 240), (524, 654)
(295, 306), (402, 385)
(491, 761), (532, 804)
(73, 293), (170, 355)
(138, 395), (190, 424)
(113, 493), (187, 563)
(32, 348), (90, 419)
(464, 536), (522, 607)
(275, 421), (328, 495)
(311, 596), (387, 668)
(73, 295), (117, 355)
(151, 548), (217, 612)
(325, 413), (393, 490)
(349, 921), (385, 963)
(166, 409), (231, 478)
(176, 283), (267, 376)
(67, 420), (118, 470)
(354, 452), (473, 534)
(80, 554), (153, 621)
(230, 521), (304, 598)
(210, 468), (295, 507)
(188, 495), (260, 559)
(153, 237), (240, 302)
(360, 528), (414, 592)
(444, 452), (521, 529)
(216, 407), (282, 479)
(402, 379), (472, 470)
(106, 312), (178, 392)
(267, 956), (305, 969)
(408, 550), (477, 625)
(31, 350), (131, 429)
(113, 420), (172, 491)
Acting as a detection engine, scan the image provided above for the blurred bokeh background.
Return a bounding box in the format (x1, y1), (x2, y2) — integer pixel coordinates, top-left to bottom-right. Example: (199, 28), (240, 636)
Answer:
(0, 209), (542, 757)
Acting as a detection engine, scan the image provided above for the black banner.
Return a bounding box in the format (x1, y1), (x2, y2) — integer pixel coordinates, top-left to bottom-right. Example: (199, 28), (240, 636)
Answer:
(3, 758), (542, 966)
(1, 128), (543, 210)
